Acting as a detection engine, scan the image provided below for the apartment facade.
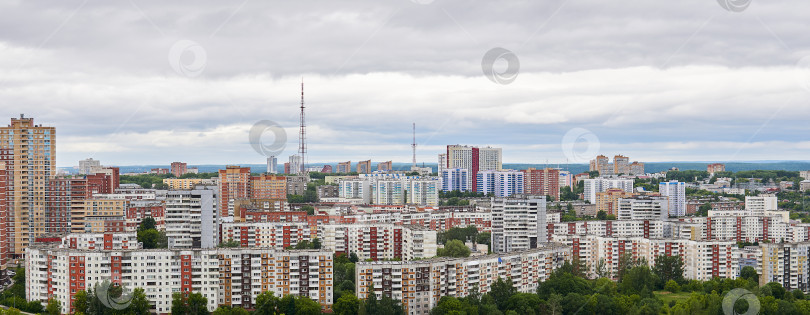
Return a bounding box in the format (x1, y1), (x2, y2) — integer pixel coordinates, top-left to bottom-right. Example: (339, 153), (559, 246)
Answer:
(659, 180), (686, 217)
(26, 245), (333, 314)
(491, 197), (547, 253)
(476, 170), (524, 197)
(218, 166), (251, 217)
(355, 245), (569, 315)
(440, 168), (470, 192)
(522, 168), (560, 201)
(583, 178), (634, 204)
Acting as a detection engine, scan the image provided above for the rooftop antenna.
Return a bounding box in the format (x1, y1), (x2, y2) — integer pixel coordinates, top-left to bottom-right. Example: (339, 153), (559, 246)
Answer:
(411, 123), (417, 169)
(299, 78), (307, 175)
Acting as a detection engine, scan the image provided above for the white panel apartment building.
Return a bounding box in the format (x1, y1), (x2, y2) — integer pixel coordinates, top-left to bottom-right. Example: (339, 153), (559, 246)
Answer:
(355, 245), (569, 315)
(337, 177), (440, 206)
(439, 168), (470, 192)
(491, 197), (547, 253)
(220, 222), (318, 249)
(670, 215), (798, 243)
(659, 180), (686, 217)
(476, 170), (524, 197)
(320, 224), (437, 261)
(547, 220), (667, 240)
(165, 189), (217, 249)
(552, 234), (738, 281)
(583, 178), (634, 204)
(617, 196), (669, 221)
(26, 245), (333, 314)
(745, 195), (778, 215)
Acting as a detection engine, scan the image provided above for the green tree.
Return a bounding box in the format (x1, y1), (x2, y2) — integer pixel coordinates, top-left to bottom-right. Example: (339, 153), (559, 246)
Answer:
(129, 288), (151, 315)
(73, 290), (89, 314)
(664, 280), (680, 293)
(45, 298), (61, 315)
(437, 240), (471, 258)
(137, 229), (161, 249)
(489, 277), (517, 310)
(137, 217), (156, 232)
(596, 210), (607, 220)
(740, 266), (758, 282)
(334, 293), (360, 315)
(254, 291), (280, 315)
(172, 292), (209, 315)
(619, 265), (657, 297)
(652, 254), (684, 289)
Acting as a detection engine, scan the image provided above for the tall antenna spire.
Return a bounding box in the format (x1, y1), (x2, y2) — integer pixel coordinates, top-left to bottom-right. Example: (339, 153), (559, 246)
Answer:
(411, 123), (416, 169)
(299, 79), (307, 175)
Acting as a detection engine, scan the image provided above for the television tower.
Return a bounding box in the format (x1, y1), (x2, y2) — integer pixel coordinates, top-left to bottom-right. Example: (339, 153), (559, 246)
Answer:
(299, 80), (307, 175)
(411, 123), (417, 169)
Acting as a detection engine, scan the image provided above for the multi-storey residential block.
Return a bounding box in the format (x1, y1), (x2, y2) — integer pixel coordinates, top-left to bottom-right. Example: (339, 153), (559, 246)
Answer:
(491, 197), (547, 253)
(124, 200), (165, 232)
(317, 185), (339, 199)
(613, 155), (630, 175)
(170, 162), (187, 177)
(288, 155), (303, 175)
(547, 220), (666, 240)
(286, 176), (309, 196)
(445, 145), (502, 192)
(0, 161), (7, 271)
(77, 158), (101, 175)
(355, 245), (569, 315)
(0, 115), (56, 257)
(659, 180), (686, 217)
(165, 189), (217, 248)
(437, 154), (447, 175)
(522, 168), (560, 201)
(337, 161), (352, 174)
(219, 166), (251, 217)
(407, 179), (439, 206)
(707, 163), (725, 176)
(595, 188), (636, 216)
(629, 162), (645, 175)
(440, 168), (470, 192)
(221, 222), (317, 249)
(26, 244), (333, 314)
(71, 199), (126, 233)
(745, 195), (778, 215)
(60, 232), (140, 250)
(756, 242), (810, 292)
(617, 196), (668, 221)
(377, 161), (392, 172)
(250, 175), (286, 200)
(357, 160), (371, 174)
(163, 178), (216, 190)
(583, 178), (634, 204)
(321, 224), (437, 261)
(589, 155), (612, 175)
(477, 170), (524, 197)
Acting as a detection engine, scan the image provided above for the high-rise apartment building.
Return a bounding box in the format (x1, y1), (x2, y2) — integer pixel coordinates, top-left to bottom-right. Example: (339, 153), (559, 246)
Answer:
(522, 168), (560, 200)
(659, 180), (686, 217)
(477, 170), (524, 197)
(218, 166), (251, 217)
(267, 156), (277, 174)
(77, 158), (101, 175)
(357, 160), (371, 174)
(440, 168), (470, 192)
(166, 189), (217, 248)
(250, 175), (287, 200)
(171, 161), (188, 177)
(337, 161), (351, 173)
(589, 155), (612, 175)
(583, 178), (634, 204)
(445, 145), (502, 192)
(617, 196), (669, 221)
(437, 154), (447, 175)
(377, 161), (392, 172)
(0, 115), (56, 257)
(745, 195), (778, 216)
(613, 155), (630, 175)
(491, 197), (547, 253)
(595, 188), (636, 216)
(288, 155), (303, 175)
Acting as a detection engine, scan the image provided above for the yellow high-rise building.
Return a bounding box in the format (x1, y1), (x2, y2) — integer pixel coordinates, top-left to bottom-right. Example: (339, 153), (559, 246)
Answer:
(0, 115), (56, 257)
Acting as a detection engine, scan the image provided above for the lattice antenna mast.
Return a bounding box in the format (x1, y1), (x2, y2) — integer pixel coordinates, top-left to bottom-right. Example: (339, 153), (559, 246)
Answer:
(411, 123), (417, 169)
(299, 79), (307, 175)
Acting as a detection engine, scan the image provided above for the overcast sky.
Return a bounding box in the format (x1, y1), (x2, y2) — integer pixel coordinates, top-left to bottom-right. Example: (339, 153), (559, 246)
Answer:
(2, 0), (809, 167)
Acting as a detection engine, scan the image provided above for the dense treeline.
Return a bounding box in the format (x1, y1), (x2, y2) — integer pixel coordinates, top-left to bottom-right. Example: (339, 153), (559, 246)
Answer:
(430, 255), (810, 315)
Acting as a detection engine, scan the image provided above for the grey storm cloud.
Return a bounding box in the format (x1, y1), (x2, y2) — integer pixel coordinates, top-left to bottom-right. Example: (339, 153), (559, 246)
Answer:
(1, 0), (810, 165)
